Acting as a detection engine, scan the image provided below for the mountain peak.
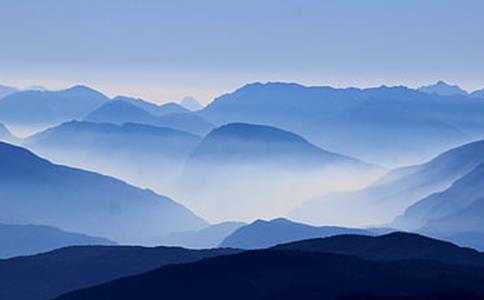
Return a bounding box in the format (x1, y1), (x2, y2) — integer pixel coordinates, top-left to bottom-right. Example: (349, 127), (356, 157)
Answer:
(180, 97), (203, 111)
(418, 81), (468, 96)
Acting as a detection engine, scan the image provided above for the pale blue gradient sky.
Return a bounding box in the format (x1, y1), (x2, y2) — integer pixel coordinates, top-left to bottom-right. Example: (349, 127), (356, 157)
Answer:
(0, 0), (483, 103)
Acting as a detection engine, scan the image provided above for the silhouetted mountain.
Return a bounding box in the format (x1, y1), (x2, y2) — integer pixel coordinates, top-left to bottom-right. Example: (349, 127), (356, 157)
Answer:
(0, 245), (239, 300)
(25, 121), (202, 190)
(188, 123), (366, 168)
(471, 89), (484, 98)
(0, 223), (114, 259)
(157, 222), (246, 249)
(55, 233), (484, 300)
(175, 123), (380, 222)
(201, 82), (482, 166)
(396, 162), (484, 249)
(291, 139), (484, 227)
(0, 123), (19, 143)
(115, 96), (190, 116)
(0, 141), (207, 244)
(418, 80), (468, 96)
(275, 232), (484, 267)
(0, 85), (108, 133)
(180, 96), (204, 111)
(85, 100), (213, 135)
(0, 84), (17, 99)
(220, 218), (374, 249)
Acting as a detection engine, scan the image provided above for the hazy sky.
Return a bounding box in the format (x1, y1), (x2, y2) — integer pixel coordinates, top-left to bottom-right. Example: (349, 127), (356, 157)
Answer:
(1, 0), (483, 104)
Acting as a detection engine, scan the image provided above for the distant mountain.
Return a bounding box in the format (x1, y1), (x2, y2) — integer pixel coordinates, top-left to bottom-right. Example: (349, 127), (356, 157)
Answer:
(396, 162), (484, 250)
(85, 100), (213, 135)
(0, 141), (207, 244)
(115, 96), (190, 116)
(418, 80), (468, 96)
(175, 123), (380, 222)
(180, 96), (203, 111)
(291, 139), (484, 227)
(220, 218), (374, 249)
(55, 233), (484, 300)
(0, 85), (109, 133)
(471, 89), (484, 98)
(0, 223), (114, 259)
(25, 121), (202, 190)
(201, 82), (482, 166)
(0, 245), (239, 300)
(0, 84), (17, 99)
(0, 123), (19, 143)
(157, 222), (246, 249)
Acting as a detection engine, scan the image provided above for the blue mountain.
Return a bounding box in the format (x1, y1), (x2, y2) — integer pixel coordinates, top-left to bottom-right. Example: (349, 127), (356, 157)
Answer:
(180, 96), (204, 111)
(0, 85), (108, 132)
(85, 100), (213, 135)
(220, 218), (374, 249)
(396, 162), (484, 250)
(418, 80), (468, 96)
(201, 82), (481, 166)
(0, 223), (114, 259)
(0, 245), (239, 300)
(0, 141), (207, 244)
(471, 88), (484, 98)
(54, 233), (484, 300)
(25, 121), (201, 190)
(292, 139), (484, 227)
(114, 96), (190, 116)
(175, 123), (379, 222)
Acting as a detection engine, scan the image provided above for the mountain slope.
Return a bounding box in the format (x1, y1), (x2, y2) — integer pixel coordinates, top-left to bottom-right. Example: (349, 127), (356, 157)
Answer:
(220, 218), (374, 249)
(85, 100), (213, 135)
(291, 139), (484, 227)
(418, 81), (468, 96)
(274, 232), (484, 267)
(471, 89), (484, 98)
(0, 223), (114, 259)
(115, 96), (190, 116)
(55, 233), (484, 300)
(0, 141), (207, 244)
(175, 123), (380, 222)
(0, 84), (17, 99)
(25, 121), (201, 190)
(0, 245), (239, 300)
(0, 123), (19, 143)
(396, 162), (484, 249)
(0, 86), (108, 133)
(157, 222), (246, 249)
(180, 96), (203, 111)
(201, 82), (480, 166)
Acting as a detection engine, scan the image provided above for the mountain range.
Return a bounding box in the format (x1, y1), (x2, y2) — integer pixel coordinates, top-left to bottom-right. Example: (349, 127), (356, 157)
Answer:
(220, 218), (375, 249)
(0, 223), (114, 258)
(201, 82), (484, 166)
(396, 161), (484, 250)
(54, 232), (484, 300)
(114, 96), (190, 116)
(0, 244), (240, 300)
(25, 121), (202, 190)
(174, 122), (381, 222)
(418, 80), (468, 96)
(291, 138), (484, 227)
(0, 86), (108, 135)
(85, 100), (213, 135)
(0, 141), (206, 244)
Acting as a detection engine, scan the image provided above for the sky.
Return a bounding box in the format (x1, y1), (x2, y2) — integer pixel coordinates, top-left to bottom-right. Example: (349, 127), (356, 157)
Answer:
(0, 0), (483, 104)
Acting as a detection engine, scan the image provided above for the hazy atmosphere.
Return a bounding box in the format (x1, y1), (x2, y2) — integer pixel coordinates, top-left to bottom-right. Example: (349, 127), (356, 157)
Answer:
(2, 1), (484, 300)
